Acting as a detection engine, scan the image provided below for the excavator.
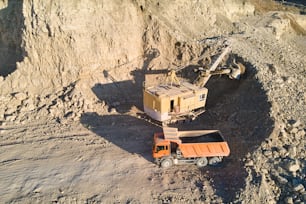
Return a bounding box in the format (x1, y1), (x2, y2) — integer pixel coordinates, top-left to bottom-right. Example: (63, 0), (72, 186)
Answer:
(143, 45), (245, 125)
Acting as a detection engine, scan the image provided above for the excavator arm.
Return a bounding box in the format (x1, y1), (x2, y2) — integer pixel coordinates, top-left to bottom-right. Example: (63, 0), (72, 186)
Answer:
(160, 45), (245, 88)
(194, 46), (245, 87)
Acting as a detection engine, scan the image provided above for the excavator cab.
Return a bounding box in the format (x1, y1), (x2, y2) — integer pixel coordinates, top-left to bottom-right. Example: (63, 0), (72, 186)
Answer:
(143, 82), (208, 123)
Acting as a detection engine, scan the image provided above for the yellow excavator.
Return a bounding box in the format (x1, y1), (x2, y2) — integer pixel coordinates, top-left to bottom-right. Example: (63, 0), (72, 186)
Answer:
(143, 46), (245, 125)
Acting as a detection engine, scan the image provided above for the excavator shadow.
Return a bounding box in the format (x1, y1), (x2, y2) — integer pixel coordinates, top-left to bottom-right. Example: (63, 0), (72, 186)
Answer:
(0, 0), (25, 77)
(80, 112), (161, 162)
(92, 79), (143, 113)
(92, 67), (154, 114)
(176, 61), (274, 202)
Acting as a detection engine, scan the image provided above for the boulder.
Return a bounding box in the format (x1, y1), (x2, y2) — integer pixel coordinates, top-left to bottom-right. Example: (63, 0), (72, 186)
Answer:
(293, 184), (305, 193)
(14, 92), (28, 101)
(285, 197), (293, 204)
(287, 163), (300, 173)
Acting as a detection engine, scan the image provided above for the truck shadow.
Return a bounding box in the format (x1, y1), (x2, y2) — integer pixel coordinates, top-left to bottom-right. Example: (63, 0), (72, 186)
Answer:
(80, 112), (161, 162)
(177, 61), (274, 202)
(0, 0), (25, 77)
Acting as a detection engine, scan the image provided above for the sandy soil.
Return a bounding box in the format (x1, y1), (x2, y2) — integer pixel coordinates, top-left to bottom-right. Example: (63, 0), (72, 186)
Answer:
(0, 0), (305, 203)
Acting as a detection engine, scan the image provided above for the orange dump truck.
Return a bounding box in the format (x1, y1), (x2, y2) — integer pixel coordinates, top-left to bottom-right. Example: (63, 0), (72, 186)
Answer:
(152, 127), (230, 168)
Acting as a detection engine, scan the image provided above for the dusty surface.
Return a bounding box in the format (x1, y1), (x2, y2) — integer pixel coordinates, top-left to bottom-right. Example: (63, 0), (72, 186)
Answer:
(0, 0), (305, 203)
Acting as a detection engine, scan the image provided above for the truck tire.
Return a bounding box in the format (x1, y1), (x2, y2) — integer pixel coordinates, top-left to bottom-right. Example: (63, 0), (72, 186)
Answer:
(161, 158), (173, 168)
(196, 157), (208, 167)
(209, 157), (222, 165)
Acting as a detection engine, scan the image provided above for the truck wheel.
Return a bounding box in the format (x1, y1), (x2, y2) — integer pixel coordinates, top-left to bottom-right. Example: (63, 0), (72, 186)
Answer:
(196, 157), (208, 167)
(161, 158), (173, 168)
(209, 157), (222, 165)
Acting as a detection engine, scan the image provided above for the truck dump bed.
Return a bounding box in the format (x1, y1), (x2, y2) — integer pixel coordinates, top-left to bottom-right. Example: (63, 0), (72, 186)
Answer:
(179, 131), (223, 143)
(163, 127), (230, 158)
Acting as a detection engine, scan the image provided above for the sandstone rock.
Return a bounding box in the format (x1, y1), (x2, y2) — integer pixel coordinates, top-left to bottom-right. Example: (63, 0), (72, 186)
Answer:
(100, 100), (106, 108)
(293, 184), (305, 193)
(272, 150), (280, 158)
(279, 148), (289, 157)
(0, 95), (7, 103)
(64, 96), (71, 102)
(110, 108), (117, 114)
(12, 99), (24, 109)
(288, 145), (297, 157)
(0, 1), (305, 203)
(73, 113), (81, 121)
(287, 163), (300, 173)
(49, 107), (60, 117)
(285, 126), (293, 133)
(64, 111), (73, 118)
(23, 98), (34, 105)
(26, 103), (36, 111)
(261, 168), (269, 174)
(285, 196), (293, 204)
(38, 108), (49, 116)
(5, 115), (16, 122)
(263, 150), (272, 157)
(14, 92), (28, 101)
(280, 130), (288, 138)
(290, 127), (299, 134)
(292, 120), (302, 128)
(277, 175), (288, 185)
(296, 130), (305, 138)
(245, 159), (254, 167)
(76, 100), (84, 108)
(5, 108), (16, 115)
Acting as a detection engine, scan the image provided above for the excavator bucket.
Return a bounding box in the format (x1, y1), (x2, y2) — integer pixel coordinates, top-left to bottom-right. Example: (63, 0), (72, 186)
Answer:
(229, 62), (246, 80)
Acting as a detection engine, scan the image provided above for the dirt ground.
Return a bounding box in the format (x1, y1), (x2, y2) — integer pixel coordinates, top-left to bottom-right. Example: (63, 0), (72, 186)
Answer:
(0, 0), (305, 203)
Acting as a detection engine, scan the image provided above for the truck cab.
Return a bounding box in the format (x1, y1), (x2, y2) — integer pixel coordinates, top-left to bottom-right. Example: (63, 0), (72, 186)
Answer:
(152, 127), (230, 168)
(152, 133), (171, 159)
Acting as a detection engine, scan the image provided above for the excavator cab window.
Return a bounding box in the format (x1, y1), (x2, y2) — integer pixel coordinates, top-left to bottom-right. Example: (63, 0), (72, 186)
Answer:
(199, 94), (206, 101)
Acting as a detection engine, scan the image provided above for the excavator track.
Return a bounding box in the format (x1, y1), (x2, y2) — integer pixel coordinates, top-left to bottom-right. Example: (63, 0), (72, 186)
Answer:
(136, 108), (206, 127)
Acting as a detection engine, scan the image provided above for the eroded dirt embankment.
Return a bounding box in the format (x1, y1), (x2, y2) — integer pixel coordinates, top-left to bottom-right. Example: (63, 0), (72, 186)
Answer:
(0, 0), (305, 203)
(0, 0), (256, 123)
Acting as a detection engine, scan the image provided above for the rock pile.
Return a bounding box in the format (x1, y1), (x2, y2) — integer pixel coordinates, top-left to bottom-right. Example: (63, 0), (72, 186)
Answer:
(0, 82), (109, 125)
(242, 119), (305, 203)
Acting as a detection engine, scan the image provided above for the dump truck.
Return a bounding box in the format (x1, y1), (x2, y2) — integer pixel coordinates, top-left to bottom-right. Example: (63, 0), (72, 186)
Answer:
(152, 127), (230, 168)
